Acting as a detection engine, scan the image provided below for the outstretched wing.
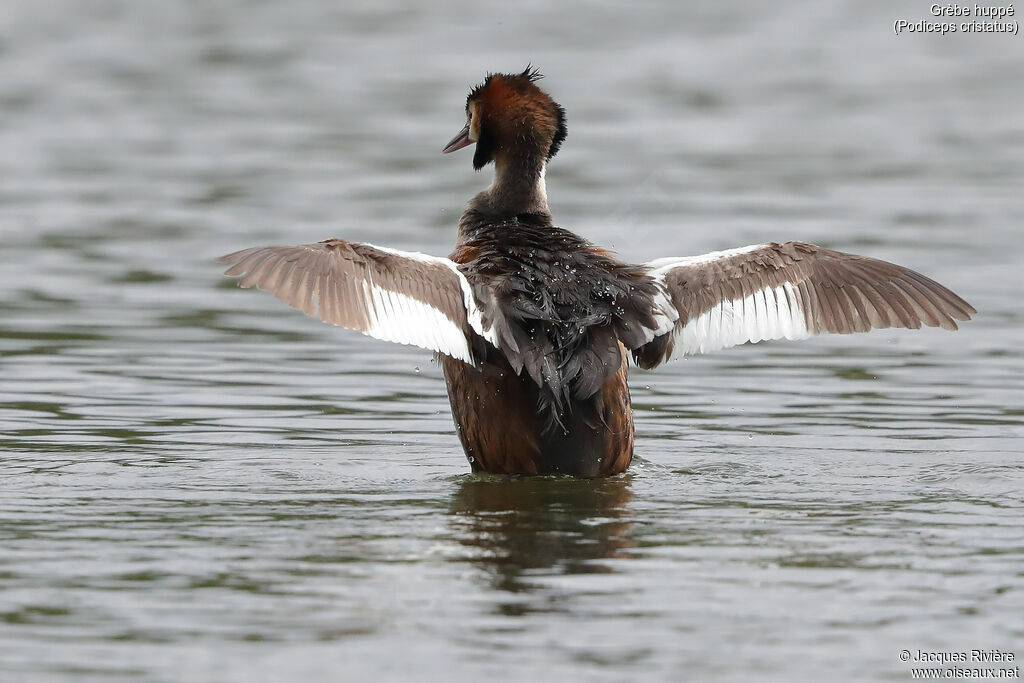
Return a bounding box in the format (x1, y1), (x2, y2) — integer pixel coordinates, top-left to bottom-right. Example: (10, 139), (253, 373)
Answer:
(217, 239), (498, 364)
(633, 241), (975, 368)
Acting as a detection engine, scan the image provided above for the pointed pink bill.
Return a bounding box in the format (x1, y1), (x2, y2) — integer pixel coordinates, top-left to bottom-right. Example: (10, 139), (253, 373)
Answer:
(442, 122), (473, 154)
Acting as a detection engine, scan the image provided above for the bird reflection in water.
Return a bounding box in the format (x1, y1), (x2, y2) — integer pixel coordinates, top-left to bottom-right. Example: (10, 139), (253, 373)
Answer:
(447, 475), (634, 611)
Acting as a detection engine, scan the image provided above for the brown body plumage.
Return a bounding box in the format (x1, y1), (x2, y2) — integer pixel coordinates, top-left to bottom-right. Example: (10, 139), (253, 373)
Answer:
(441, 343), (633, 477)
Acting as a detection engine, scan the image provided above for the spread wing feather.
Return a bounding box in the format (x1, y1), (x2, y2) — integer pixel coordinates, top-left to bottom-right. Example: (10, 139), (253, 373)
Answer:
(218, 239), (499, 364)
(634, 242), (975, 368)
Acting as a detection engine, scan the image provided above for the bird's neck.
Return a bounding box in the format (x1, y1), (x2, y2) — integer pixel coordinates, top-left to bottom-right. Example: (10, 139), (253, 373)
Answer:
(473, 151), (550, 218)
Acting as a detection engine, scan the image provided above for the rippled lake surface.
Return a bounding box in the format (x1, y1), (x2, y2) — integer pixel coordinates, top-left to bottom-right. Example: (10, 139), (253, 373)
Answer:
(2, 1), (1023, 681)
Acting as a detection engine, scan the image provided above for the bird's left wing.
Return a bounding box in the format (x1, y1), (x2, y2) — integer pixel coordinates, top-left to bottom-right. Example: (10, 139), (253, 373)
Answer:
(217, 239), (499, 364)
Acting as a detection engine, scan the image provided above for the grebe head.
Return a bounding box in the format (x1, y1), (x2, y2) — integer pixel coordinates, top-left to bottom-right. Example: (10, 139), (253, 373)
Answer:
(442, 66), (567, 171)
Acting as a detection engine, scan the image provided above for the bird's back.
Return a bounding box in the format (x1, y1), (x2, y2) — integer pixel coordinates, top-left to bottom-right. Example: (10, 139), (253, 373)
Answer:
(452, 211), (666, 432)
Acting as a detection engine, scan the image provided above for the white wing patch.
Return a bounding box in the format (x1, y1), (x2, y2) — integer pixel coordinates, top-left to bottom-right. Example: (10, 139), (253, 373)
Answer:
(647, 284), (680, 341)
(359, 281), (474, 363)
(672, 283), (810, 355)
(364, 243), (500, 348)
(646, 244), (811, 355)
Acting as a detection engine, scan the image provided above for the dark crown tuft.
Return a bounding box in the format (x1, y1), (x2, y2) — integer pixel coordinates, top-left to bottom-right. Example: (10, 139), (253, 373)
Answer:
(522, 64), (544, 82)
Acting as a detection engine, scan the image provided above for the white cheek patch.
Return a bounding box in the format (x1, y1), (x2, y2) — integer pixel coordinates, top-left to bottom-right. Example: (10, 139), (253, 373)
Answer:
(359, 281), (474, 363)
(674, 283), (810, 355)
(468, 102), (480, 142)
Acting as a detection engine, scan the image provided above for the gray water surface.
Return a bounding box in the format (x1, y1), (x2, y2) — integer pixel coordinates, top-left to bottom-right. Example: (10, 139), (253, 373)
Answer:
(2, 1), (1023, 681)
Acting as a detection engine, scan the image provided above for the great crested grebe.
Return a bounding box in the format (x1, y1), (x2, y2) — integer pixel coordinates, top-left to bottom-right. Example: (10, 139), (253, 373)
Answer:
(218, 68), (975, 477)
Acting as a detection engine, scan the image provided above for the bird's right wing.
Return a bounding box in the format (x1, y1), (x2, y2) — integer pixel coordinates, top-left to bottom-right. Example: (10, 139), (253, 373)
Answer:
(633, 241), (975, 368)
